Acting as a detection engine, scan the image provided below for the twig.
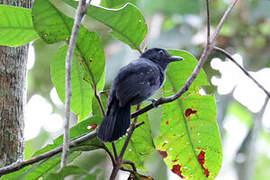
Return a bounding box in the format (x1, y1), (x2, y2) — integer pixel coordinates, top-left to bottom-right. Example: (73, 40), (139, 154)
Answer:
(122, 160), (137, 172)
(135, 121), (145, 128)
(206, 0), (210, 45)
(112, 143), (118, 161)
(61, 0), (90, 168)
(0, 131), (97, 176)
(120, 167), (135, 175)
(109, 105), (140, 180)
(94, 86), (106, 116)
(131, 0), (239, 119)
(214, 46), (270, 98)
(102, 145), (116, 166)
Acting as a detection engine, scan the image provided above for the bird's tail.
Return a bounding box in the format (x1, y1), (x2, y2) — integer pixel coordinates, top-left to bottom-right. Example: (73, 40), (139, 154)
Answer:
(97, 96), (131, 142)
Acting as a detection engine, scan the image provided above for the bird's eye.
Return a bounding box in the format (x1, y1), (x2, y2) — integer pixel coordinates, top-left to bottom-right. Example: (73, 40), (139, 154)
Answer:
(158, 50), (165, 56)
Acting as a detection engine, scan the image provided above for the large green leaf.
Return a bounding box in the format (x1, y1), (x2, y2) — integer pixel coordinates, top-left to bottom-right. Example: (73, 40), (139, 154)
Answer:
(58, 0), (147, 52)
(87, 3), (147, 52)
(100, 0), (137, 8)
(51, 45), (93, 120)
(76, 27), (105, 85)
(1, 152), (81, 180)
(0, 5), (39, 46)
(2, 116), (103, 180)
(35, 116), (103, 155)
(32, 0), (74, 43)
(33, 1), (106, 118)
(153, 50), (222, 179)
(46, 165), (89, 180)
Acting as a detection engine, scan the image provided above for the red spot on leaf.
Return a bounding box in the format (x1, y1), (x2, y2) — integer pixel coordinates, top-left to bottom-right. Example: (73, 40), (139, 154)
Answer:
(172, 159), (178, 162)
(158, 150), (168, 158)
(87, 124), (97, 130)
(165, 121), (169, 125)
(185, 108), (197, 118)
(197, 151), (209, 178)
(172, 164), (184, 178)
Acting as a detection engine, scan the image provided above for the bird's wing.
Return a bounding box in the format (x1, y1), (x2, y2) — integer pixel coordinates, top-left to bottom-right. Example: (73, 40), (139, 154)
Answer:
(114, 59), (161, 107)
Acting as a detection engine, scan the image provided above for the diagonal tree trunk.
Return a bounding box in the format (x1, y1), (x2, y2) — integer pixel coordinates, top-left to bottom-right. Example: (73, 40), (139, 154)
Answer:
(0, 0), (32, 167)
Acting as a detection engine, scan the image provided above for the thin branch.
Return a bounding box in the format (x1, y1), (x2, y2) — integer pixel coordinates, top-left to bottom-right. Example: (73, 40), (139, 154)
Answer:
(112, 143), (118, 161)
(94, 86), (106, 116)
(206, 0), (210, 45)
(110, 105), (140, 180)
(122, 160), (137, 172)
(61, 0), (90, 168)
(102, 145), (116, 166)
(135, 121), (145, 128)
(0, 131), (97, 176)
(211, 0), (239, 44)
(131, 0), (239, 119)
(214, 46), (270, 98)
(120, 167), (135, 175)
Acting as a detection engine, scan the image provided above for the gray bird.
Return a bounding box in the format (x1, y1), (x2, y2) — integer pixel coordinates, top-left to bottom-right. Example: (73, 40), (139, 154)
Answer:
(97, 48), (183, 142)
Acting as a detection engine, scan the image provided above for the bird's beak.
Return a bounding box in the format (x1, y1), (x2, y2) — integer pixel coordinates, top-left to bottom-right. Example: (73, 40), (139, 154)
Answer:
(168, 56), (184, 62)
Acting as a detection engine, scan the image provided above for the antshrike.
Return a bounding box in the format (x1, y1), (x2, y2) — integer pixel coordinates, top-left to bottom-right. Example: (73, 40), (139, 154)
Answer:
(97, 48), (183, 142)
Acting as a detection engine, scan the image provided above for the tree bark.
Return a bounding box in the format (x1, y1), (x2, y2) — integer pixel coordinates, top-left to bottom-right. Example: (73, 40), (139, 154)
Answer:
(0, 0), (32, 167)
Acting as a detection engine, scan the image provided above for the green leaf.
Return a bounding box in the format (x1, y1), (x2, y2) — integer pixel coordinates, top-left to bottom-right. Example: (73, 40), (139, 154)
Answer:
(33, 0), (106, 119)
(100, 0), (138, 8)
(35, 116), (103, 155)
(108, 112), (155, 170)
(32, 0), (74, 43)
(76, 27), (105, 85)
(62, 0), (147, 52)
(51, 45), (93, 120)
(153, 50), (222, 179)
(0, 5), (39, 46)
(1, 152), (81, 180)
(46, 165), (88, 180)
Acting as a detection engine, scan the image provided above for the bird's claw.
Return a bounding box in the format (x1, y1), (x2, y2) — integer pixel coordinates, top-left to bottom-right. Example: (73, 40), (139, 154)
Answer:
(147, 98), (159, 108)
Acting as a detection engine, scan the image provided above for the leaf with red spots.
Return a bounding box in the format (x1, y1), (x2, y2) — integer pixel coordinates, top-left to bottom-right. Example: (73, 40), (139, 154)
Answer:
(185, 108), (197, 118)
(172, 164), (184, 178)
(158, 150), (168, 158)
(153, 50), (222, 179)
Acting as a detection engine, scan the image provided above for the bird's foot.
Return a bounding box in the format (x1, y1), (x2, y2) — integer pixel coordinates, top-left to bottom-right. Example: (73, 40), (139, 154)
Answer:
(147, 98), (159, 108)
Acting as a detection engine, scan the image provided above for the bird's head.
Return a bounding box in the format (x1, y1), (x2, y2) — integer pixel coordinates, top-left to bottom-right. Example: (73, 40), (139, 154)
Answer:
(140, 48), (183, 69)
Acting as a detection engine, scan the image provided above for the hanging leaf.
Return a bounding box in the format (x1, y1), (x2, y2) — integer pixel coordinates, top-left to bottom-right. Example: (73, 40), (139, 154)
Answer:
(153, 50), (222, 179)
(58, 0), (147, 52)
(32, 0), (74, 43)
(0, 5), (39, 46)
(51, 45), (93, 120)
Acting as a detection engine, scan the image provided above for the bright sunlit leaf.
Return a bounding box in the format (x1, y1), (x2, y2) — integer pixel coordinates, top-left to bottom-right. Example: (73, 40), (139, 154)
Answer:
(0, 5), (39, 46)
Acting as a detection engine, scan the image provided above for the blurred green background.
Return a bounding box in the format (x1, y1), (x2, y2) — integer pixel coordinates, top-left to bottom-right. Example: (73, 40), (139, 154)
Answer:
(25, 0), (270, 179)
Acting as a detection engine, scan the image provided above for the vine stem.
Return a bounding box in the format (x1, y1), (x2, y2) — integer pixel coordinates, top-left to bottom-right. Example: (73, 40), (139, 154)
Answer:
(61, 0), (90, 168)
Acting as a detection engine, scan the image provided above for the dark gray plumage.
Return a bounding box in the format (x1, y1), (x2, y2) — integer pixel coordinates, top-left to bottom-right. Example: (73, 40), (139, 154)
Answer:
(97, 48), (183, 142)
